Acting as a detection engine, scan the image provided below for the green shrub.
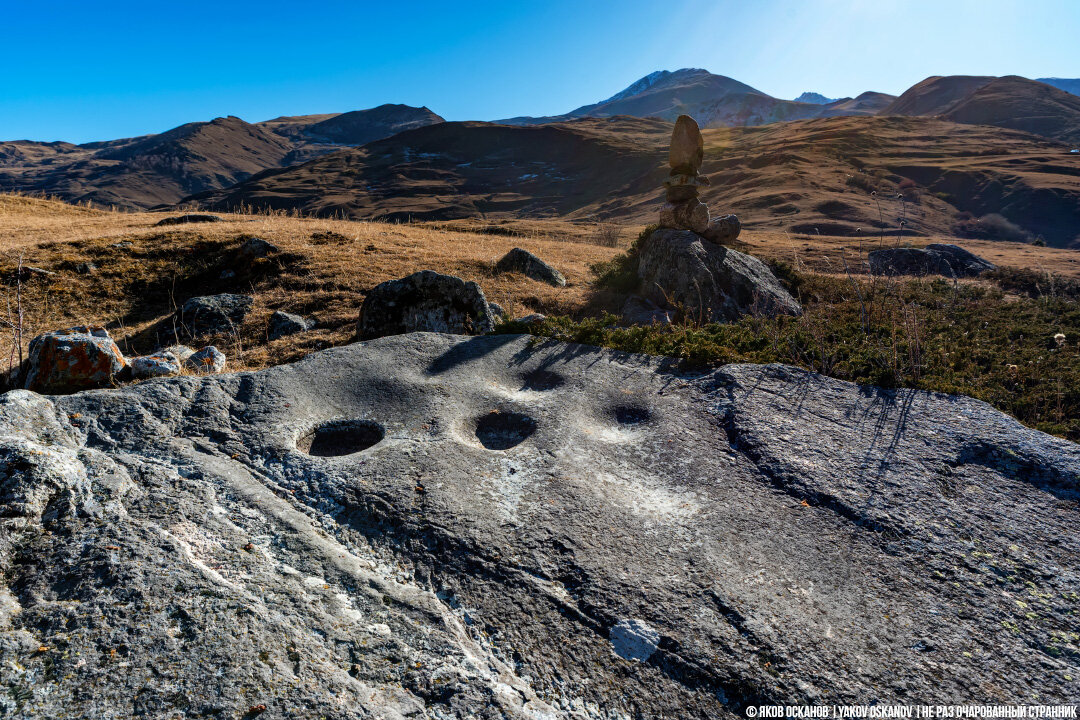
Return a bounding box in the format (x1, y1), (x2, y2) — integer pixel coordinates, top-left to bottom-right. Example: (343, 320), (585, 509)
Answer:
(590, 224), (657, 293)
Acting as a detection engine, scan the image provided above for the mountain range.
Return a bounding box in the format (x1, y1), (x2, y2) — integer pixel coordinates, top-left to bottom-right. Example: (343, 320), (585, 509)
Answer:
(2, 69), (1079, 245)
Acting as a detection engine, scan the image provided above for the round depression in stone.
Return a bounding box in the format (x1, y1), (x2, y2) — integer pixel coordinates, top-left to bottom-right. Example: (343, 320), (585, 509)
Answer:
(521, 369), (565, 392)
(298, 420), (384, 457)
(611, 405), (652, 426)
(474, 411), (537, 450)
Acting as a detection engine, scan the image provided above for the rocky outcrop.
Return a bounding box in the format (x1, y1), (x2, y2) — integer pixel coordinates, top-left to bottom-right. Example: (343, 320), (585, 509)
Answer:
(268, 311), (315, 341)
(868, 243), (995, 277)
(358, 270), (495, 339)
(638, 228), (801, 321)
(175, 293), (253, 338)
(23, 326), (126, 393)
(494, 248), (566, 287)
(154, 213), (222, 226)
(0, 333), (1076, 717)
(237, 236), (280, 263)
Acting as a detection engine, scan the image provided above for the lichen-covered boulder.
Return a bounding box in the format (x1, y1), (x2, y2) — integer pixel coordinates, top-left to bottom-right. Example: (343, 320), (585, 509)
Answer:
(495, 248), (566, 287)
(268, 311), (315, 341)
(357, 270), (495, 340)
(175, 294), (253, 338)
(129, 351), (181, 380)
(237, 236), (280, 263)
(637, 229), (801, 322)
(23, 326), (127, 394)
(184, 346), (226, 374)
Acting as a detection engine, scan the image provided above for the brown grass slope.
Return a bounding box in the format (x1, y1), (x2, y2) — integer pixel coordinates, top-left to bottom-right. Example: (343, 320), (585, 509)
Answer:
(189, 115), (1080, 246)
(0, 106), (447, 210)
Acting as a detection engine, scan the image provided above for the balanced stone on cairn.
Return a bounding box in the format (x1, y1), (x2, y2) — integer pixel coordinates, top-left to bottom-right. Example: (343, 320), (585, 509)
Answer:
(658, 114), (741, 243)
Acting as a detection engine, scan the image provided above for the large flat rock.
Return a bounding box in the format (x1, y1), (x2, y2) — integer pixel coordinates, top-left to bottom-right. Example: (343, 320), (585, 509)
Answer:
(1, 333), (1077, 718)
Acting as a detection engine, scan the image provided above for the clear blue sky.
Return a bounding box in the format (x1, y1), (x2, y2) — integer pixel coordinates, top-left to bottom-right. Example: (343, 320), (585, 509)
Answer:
(4, 0), (1078, 143)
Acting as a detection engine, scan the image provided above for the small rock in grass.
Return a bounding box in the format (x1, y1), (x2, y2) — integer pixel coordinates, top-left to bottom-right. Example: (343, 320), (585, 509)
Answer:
(184, 346), (226, 374)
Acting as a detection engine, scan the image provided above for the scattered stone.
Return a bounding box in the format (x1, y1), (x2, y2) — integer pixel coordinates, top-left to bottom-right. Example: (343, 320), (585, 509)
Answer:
(75, 262), (97, 274)
(868, 244), (995, 277)
(129, 352), (181, 380)
(516, 313), (547, 324)
(637, 228), (801, 322)
(176, 294), (253, 338)
(154, 214), (222, 226)
(23, 326), (127, 394)
(488, 302), (506, 321)
(357, 270), (495, 340)
(161, 344), (196, 362)
(219, 269), (236, 280)
(621, 296), (674, 326)
(610, 619), (661, 662)
(702, 214), (742, 244)
(237, 237), (280, 263)
(495, 248), (567, 287)
(268, 311), (315, 341)
(184, 346), (226, 374)
(111, 241), (133, 249)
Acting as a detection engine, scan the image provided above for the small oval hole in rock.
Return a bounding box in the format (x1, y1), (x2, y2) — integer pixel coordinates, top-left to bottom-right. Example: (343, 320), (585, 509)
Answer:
(521, 369), (564, 391)
(475, 411), (537, 450)
(298, 420), (384, 457)
(612, 405), (652, 426)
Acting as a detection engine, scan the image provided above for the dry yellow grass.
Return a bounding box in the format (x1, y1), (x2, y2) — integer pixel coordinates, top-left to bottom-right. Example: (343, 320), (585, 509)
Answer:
(0, 196), (620, 372)
(2, 193), (1077, 376)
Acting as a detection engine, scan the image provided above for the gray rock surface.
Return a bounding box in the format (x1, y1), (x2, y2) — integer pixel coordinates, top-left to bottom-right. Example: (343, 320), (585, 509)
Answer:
(358, 270), (495, 340)
(175, 293), (254, 338)
(268, 311), (315, 341)
(0, 333), (1077, 719)
(184, 345), (226, 374)
(638, 228), (802, 322)
(868, 244), (995, 277)
(495, 248), (566, 287)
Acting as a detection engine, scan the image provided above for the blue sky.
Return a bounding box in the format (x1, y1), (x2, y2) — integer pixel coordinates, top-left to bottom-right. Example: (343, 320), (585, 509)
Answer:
(4, 0), (1078, 143)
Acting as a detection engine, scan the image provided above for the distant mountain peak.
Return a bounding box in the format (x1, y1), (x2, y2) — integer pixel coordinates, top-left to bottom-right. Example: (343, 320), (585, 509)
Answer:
(794, 92), (837, 105)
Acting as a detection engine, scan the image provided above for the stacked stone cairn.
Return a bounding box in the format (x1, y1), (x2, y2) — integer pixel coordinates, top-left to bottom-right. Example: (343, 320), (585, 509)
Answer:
(659, 115), (741, 244)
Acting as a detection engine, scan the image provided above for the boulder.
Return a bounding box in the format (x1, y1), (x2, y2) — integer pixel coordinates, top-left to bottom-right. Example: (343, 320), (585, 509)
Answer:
(1, 333), (1076, 716)
(637, 228), (801, 322)
(154, 213), (222, 226)
(129, 351), (181, 380)
(23, 326), (127, 394)
(488, 302), (506, 321)
(494, 248), (566, 287)
(702, 213), (742, 244)
(184, 346), (226, 374)
(268, 311), (315, 341)
(175, 293), (253, 338)
(621, 295), (675, 326)
(357, 270), (495, 340)
(516, 313), (547, 324)
(237, 236), (280, 262)
(868, 244), (995, 277)
(659, 198), (709, 234)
